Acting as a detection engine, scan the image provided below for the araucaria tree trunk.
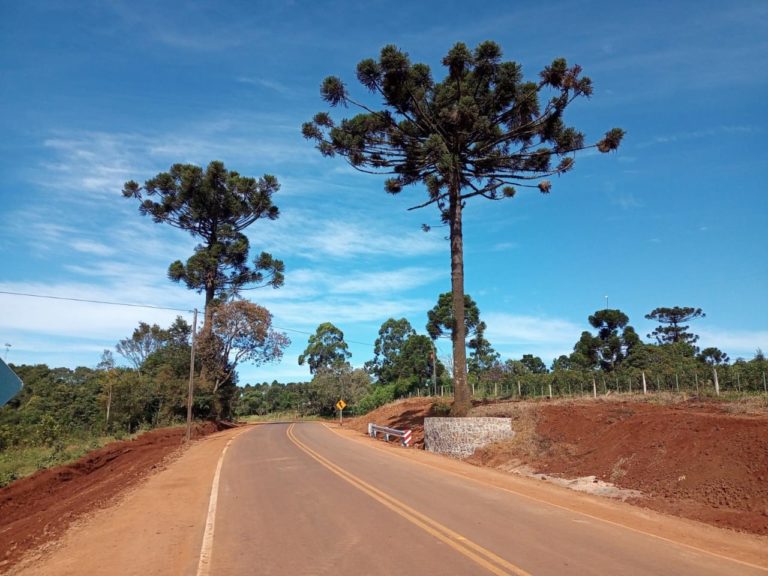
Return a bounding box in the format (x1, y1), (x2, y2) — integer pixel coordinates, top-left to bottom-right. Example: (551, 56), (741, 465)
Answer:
(449, 182), (470, 416)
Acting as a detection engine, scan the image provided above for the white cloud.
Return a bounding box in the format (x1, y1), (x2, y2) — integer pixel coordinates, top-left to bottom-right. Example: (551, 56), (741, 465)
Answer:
(70, 240), (116, 257)
(41, 133), (141, 196)
(264, 297), (431, 329)
(638, 125), (760, 149)
(484, 313), (581, 345)
(611, 191), (642, 210)
(278, 217), (443, 261)
(327, 268), (442, 295)
(236, 76), (292, 95)
(35, 118), (317, 204)
(0, 280), (195, 341)
(698, 328), (768, 359)
(237, 353), (311, 384)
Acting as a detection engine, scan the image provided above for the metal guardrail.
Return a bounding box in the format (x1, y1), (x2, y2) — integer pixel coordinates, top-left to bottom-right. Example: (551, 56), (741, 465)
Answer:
(368, 423), (412, 447)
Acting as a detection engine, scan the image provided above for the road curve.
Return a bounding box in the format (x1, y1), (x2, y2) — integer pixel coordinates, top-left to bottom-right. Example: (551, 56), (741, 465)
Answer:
(205, 422), (766, 576)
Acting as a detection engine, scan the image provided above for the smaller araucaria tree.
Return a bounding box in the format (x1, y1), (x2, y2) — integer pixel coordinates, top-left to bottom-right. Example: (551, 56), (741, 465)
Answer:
(123, 161), (285, 333)
(572, 309), (640, 371)
(645, 306), (705, 346)
(426, 292), (481, 341)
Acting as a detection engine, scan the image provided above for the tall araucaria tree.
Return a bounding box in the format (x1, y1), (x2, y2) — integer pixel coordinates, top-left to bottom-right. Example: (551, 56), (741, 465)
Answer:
(303, 41), (623, 415)
(122, 161), (285, 333)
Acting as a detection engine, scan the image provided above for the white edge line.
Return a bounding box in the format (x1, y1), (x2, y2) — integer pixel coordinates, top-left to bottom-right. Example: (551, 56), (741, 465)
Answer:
(196, 435), (237, 576)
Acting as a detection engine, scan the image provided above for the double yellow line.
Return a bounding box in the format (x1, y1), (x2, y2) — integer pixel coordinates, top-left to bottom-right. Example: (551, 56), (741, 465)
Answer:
(287, 424), (531, 576)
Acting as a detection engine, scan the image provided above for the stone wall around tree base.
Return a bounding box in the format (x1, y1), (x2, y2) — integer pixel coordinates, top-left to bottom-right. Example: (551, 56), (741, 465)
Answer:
(423, 417), (514, 458)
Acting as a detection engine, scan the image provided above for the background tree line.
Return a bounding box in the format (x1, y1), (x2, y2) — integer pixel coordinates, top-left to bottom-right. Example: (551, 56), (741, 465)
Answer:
(281, 302), (767, 417)
(3, 300), (765, 464)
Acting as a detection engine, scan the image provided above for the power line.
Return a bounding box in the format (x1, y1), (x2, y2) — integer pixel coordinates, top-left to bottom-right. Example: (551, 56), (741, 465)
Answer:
(0, 289), (377, 348)
(0, 290), (192, 313)
(271, 325), (374, 348)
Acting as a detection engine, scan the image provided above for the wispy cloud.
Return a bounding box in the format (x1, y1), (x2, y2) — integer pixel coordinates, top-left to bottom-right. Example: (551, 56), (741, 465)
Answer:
(41, 133), (142, 197)
(70, 240), (116, 257)
(327, 267), (443, 295)
(259, 210), (444, 261)
(35, 118), (316, 203)
(484, 313), (581, 345)
(639, 125), (760, 148)
(105, 0), (255, 52)
(236, 76), (292, 95)
(698, 328), (768, 359)
(610, 191), (642, 210)
(250, 265), (439, 327)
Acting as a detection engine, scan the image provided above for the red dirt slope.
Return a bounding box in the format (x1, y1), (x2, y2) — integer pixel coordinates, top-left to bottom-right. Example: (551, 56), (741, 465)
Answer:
(527, 401), (768, 534)
(0, 422), (220, 572)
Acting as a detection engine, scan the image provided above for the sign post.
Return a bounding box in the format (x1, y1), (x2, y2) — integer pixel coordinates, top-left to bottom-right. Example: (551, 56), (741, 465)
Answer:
(0, 357), (23, 406)
(335, 399), (347, 426)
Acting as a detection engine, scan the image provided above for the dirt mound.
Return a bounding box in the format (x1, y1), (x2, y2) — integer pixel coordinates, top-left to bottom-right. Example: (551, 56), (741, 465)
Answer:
(467, 398), (768, 535)
(0, 422), (222, 572)
(346, 397), (435, 447)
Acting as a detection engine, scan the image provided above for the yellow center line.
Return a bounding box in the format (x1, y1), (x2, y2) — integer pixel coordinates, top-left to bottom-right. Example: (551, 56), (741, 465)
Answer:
(287, 423), (532, 576)
(323, 423), (768, 574)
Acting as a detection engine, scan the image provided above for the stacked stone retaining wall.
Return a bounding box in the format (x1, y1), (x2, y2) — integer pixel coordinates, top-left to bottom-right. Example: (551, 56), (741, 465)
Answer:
(424, 417), (514, 458)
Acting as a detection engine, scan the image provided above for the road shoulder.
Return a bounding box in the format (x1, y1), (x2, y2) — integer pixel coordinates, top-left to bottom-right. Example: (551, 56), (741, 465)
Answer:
(8, 426), (245, 576)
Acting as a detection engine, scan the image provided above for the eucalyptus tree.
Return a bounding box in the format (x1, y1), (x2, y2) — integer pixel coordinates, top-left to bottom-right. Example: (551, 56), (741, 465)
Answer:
(122, 161), (285, 332)
(303, 41), (623, 414)
(115, 317), (191, 374)
(367, 318), (416, 383)
(299, 322), (352, 375)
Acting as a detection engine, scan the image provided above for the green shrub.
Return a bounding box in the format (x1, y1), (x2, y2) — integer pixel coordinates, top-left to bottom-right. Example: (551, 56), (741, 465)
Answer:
(355, 384), (397, 415)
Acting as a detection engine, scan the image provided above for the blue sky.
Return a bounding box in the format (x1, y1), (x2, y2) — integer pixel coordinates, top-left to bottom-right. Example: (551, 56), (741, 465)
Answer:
(1, 0), (766, 383)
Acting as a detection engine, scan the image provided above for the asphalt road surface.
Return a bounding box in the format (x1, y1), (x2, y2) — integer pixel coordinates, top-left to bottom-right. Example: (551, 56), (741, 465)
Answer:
(202, 422), (766, 576)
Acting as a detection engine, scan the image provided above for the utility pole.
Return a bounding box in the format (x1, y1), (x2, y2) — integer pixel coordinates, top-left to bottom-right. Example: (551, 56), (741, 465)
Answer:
(185, 308), (198, 443)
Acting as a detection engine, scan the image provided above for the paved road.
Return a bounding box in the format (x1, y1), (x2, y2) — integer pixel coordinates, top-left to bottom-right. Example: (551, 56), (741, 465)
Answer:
(204, 422), (766, 576)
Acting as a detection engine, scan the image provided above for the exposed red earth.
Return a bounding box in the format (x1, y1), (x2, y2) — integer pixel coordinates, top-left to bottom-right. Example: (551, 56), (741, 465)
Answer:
(0, 422), (222, 572)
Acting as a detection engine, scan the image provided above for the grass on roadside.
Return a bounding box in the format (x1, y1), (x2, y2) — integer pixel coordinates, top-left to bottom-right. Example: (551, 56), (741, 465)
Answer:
(239, 411), (320, 423)
(0, 433), (134, 488)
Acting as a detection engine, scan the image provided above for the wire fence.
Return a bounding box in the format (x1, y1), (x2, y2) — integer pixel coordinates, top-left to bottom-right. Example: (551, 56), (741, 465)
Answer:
(415, 365), (768, 400)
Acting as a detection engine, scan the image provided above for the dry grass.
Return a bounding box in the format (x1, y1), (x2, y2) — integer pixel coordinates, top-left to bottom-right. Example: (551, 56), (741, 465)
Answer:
(466, 401), (542, 467)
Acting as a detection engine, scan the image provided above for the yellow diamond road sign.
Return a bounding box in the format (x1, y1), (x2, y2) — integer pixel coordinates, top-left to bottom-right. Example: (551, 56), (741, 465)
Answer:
(336, 399), (347, 410)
